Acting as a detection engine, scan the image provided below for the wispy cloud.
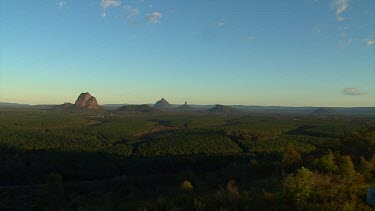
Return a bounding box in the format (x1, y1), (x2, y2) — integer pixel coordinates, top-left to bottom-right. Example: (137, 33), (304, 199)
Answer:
(333, 0), (349, 15)
(217, 20), (225, 27)
(146, 12), (162, 24)
(101, 0), (121, 10)
(366, 39), (375, 46)
(123, 5), (139, 19)
(332, 0), (349, 21)
(336, 16), (346, 22)
(342, 88), (366, 96)
(56, 1), (68, 8)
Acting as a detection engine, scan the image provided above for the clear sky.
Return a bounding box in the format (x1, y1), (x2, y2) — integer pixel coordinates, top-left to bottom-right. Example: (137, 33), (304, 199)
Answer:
(0, 0), (374, 106)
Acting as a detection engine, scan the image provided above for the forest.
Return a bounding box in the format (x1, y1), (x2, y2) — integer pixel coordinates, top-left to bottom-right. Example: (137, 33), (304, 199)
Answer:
(0, 108), (374, 210)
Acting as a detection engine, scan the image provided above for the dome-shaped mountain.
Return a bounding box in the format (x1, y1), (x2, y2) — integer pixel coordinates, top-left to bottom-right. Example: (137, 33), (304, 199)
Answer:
(75, 92), (101, 110)
(52, 92), (101, 111)
(154, 98), (171, 110)
(117, 104), (156, 113)
(208, 105), (239, 114)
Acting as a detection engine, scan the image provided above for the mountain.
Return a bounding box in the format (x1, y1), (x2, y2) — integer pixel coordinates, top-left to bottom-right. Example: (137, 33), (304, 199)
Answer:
(208, 105), (240, 114)
(311, 108), (338, 116)
(51, 102), (75, 110)
(176, 101), (193, 111)
(154, 98), (171, 110)
(116, 104), (157, 113)
(31, 105), (56, 110)
(74, 92), (101, 110)
(101, 104), (127, 110)
(52, 92), (101, 111)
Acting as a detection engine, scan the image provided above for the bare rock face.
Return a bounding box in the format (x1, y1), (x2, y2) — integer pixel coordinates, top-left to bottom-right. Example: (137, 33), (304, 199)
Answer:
(74, 92), (101, 110)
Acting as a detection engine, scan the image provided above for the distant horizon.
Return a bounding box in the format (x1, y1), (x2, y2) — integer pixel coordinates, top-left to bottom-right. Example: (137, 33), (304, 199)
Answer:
(1, 93), (374, 108)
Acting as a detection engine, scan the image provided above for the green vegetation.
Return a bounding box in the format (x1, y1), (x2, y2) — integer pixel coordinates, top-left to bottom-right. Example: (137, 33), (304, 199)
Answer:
(0, 109), (374, 210)
(138, 131), (243, 156)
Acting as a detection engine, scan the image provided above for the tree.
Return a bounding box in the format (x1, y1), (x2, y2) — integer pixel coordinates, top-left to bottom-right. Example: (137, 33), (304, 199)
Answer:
(339, 156), (356, 183)
(314, 150), (338, 174)
(181, 180), (193, 192)
(283, 167), (314, 208)
(281, 144), (302, 174)
(359, 156), (373, 180)
(370, 154), (375, 173)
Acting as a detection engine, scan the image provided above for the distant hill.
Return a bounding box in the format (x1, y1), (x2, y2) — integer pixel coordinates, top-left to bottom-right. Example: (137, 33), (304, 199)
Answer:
(0, 102), (31, 108)
(51, 103), (75, 110)
(208, 105), (240, 114)
(176, 101), (193, 111)
(154, 98), (171, 110)
(101, 104), (127, 110)
(311, 108), (338, 116)
(31, 104), (56, 110)
(116, 104), (157, 113)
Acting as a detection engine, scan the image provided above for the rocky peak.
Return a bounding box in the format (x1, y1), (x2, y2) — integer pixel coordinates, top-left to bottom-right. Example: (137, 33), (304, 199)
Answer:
(154, 98), (171, 109)
(74, 92), (101, 110)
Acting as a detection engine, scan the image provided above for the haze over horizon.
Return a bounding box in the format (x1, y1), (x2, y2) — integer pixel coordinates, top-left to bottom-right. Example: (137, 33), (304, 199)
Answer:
(1, 0), (374, 106)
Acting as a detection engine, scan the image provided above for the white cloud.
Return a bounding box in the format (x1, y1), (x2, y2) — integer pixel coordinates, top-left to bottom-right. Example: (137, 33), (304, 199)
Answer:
(101, 0), (121, 9)
(366, 39), (375, 46)
(333, 0), (349, 15)
(342, 88), (366, 96)
(100, 12), (106, 17)
(147, 12), (162, 24)
(123, 5), (139, 19)
(217, 20), (225, 27)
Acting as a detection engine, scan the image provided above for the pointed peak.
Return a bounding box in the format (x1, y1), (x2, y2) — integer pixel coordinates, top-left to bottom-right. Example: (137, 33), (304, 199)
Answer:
(154, 98), (171, 109)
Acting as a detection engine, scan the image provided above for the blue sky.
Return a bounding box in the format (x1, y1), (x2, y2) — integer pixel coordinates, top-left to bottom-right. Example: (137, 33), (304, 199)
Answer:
(0, 0), (374, 106)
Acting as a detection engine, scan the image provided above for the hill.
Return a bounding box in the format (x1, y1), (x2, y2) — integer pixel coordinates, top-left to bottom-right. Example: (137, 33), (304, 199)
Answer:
(154, 98), (171, 110)
(51, 103), (75, 110)
(208, 105), (240, 114)
(175, 101), (193, 111)
(116, 104), (157, 113)
(0, 102), (31, 108)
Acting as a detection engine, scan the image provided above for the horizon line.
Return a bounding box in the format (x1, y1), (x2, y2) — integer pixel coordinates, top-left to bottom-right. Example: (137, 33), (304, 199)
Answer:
(0, 101), (374, 108)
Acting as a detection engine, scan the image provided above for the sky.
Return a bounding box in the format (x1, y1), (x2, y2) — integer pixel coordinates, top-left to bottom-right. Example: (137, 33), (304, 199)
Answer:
(0, 0), (374, 106)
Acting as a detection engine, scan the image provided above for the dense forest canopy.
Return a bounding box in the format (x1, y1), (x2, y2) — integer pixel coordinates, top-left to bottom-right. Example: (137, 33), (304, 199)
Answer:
(0, 109), (374, 210)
